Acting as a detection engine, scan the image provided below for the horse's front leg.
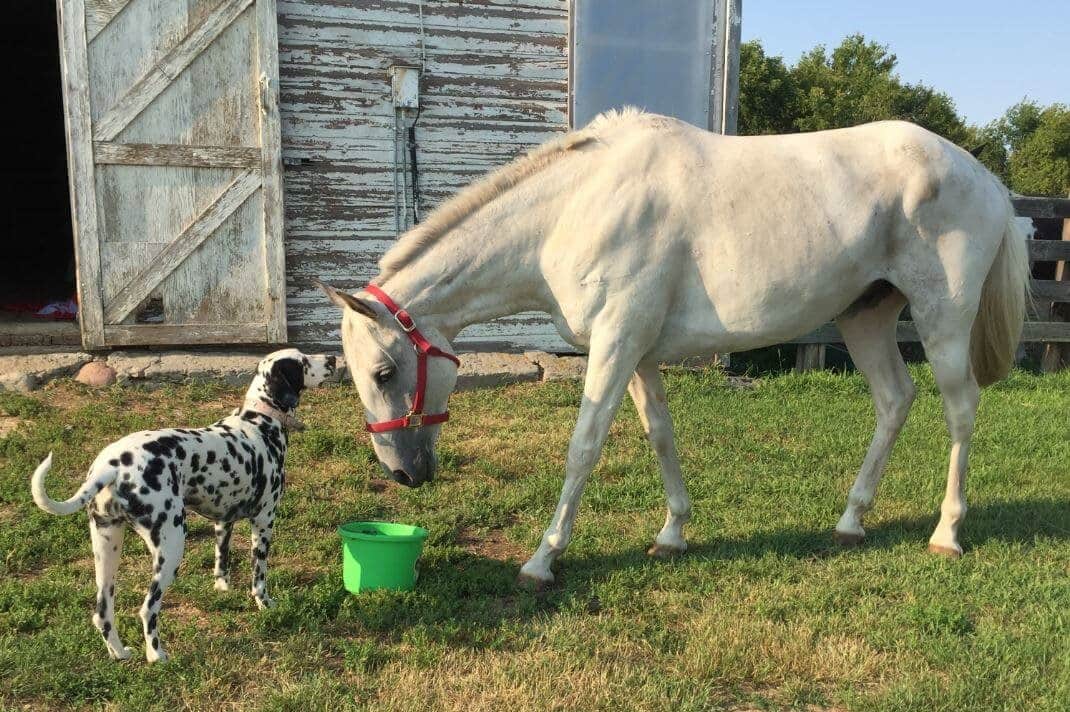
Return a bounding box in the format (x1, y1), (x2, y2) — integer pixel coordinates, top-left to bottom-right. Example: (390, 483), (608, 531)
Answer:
(518, 333), (647, 588)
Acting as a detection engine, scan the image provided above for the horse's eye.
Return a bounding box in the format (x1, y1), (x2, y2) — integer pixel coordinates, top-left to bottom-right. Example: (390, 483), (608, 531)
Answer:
(375, 369), (394, 384)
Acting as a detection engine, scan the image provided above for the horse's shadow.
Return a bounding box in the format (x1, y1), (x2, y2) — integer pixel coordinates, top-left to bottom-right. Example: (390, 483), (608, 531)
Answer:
(330, 498), (1069, 650)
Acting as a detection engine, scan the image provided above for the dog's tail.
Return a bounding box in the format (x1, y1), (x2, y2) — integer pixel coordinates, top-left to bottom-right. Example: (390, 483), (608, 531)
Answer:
(30, 453), (118, 516)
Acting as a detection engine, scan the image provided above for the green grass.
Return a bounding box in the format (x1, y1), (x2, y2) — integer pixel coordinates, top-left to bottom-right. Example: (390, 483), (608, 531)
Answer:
(1, 367), (1068, 711)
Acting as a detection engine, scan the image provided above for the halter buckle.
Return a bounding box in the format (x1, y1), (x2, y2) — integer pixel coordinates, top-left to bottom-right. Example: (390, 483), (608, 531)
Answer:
(405, 412), (424, 428)
(395, 310), (417, 332)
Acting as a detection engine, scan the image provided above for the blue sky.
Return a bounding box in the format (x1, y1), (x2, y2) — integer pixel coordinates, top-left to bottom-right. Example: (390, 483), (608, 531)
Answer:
(740, 0), (1068, 126)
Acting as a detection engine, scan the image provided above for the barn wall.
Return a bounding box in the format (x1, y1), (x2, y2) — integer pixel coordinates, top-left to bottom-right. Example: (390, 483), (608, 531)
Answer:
(276, 0), (571, 350)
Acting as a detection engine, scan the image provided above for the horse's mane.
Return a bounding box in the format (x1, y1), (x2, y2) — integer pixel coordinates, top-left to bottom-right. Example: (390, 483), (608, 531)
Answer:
(375, 107), (649, 280)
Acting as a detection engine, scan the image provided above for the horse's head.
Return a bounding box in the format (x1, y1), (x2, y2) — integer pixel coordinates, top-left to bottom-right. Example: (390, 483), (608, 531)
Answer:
(316, 280), (459, 487)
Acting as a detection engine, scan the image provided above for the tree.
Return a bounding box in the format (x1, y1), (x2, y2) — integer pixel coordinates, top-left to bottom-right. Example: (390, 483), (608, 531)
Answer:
(738, 35), (968, 144)
(737, 41), (797, 135)
(737, 36), (1069, 196)
(1003, 103), (1069, 196)
(966, 101), (1070, 195)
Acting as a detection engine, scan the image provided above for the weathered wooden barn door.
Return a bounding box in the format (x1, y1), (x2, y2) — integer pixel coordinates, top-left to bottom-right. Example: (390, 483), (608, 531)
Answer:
(57, 0), (286, 348)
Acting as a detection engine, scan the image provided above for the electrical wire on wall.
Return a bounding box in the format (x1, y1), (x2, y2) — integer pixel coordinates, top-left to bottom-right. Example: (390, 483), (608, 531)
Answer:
(392, 0), (426, 236)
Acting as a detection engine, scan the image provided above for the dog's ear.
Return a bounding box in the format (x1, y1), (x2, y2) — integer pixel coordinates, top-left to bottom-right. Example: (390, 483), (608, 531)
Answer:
(266, 358), (304, 411)
(314, 279), (376, 317)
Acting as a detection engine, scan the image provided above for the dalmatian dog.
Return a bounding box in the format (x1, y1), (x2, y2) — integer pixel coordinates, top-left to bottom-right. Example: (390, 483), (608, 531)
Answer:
(30, 349), (335, 663)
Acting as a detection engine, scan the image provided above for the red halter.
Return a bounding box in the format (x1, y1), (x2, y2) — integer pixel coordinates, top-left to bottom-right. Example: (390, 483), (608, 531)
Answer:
(362, 284), (461, 433)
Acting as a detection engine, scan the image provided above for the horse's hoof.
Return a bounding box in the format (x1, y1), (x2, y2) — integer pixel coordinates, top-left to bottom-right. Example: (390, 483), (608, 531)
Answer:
(516, 571), (553, 592)
(927, 543), (962, 559)
(647, 542), (686, 558)
(833, 530), (865, 547)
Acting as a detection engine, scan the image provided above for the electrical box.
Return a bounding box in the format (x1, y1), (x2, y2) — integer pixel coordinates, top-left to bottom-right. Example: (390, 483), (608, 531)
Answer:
(391, 66), (420, 109)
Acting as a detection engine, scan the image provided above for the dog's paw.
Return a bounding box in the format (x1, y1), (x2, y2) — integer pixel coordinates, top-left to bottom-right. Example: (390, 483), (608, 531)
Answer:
(108, 645), (133, 661)
(213, 578), (231, 592)
(146, 647), (169, 664)
(255, 595), (276, 610)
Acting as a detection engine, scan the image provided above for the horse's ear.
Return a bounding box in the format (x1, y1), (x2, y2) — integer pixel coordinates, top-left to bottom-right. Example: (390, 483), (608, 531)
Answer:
(314, 279), (376, 318)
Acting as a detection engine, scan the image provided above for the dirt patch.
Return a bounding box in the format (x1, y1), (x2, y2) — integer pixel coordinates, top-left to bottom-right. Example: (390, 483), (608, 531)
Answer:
(166, 599), (215, 630)
(0, 503), (17, 526)
(455, 526), (529, 562)
(0, 415), (24, 437)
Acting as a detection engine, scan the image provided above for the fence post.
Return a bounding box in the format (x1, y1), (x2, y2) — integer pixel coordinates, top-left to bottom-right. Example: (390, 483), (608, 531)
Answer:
(1040, 193), (1070, 373)
(795, 344), (826, 372)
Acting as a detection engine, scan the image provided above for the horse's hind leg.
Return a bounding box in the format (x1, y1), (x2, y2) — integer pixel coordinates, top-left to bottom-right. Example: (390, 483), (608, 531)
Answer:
(628, 362), (691, 557)
(912, 312), (980, 558)
(834, 288), (915, 545)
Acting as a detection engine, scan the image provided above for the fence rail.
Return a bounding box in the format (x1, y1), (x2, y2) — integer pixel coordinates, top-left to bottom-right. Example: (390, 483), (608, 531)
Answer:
(791, 195), (1070, 370)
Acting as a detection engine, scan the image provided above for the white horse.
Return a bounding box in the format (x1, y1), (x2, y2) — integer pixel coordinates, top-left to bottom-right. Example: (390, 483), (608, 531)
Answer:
(318, 109), (1029, 588)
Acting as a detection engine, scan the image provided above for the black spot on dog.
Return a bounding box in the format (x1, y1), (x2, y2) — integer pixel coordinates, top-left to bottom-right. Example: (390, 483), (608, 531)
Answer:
(143, 457), (166, 491)
(206, 451), (216, 465)
(120, 451), (133, 466)
(108, 458), (119, 467)
(175, 445), (186, 460)
(190, 453), (200, 471)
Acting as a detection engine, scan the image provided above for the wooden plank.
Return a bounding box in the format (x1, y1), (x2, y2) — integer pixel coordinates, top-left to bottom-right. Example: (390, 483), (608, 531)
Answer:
(104, 323), (270, 345)
(1013, 196), (1070, 219)
(58, 0), (106, 349)
(276, 0), (570, 350)
(1041, 204), (1070, 371)
(94, 0), (255, 141)
(257, 0), (289, 344)
(103, 168), (262, 323)
(1027, 321), (1070, 342)
(85, 0), (134, 42)
(1028, 239), (1070, 262)
(161, 3), (263, 329)
(1031, 279), (1070, 303)
(93, 142), (261, 167)
(794, 344), (826, 373)
(792, 320), (1070, 344)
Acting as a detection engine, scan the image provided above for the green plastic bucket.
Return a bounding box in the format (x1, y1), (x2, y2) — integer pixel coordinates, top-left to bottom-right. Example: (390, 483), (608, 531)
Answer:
(338, 521), (429, 593)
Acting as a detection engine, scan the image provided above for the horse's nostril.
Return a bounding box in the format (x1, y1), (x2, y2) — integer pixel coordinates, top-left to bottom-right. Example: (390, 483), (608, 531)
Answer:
(392, 469), (415, 487)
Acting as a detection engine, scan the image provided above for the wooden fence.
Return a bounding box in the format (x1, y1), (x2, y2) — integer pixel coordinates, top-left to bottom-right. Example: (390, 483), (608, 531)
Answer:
(792, 195), (1070, 372)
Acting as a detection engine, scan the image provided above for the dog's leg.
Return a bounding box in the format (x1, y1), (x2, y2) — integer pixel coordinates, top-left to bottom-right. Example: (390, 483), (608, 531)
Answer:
(250, 515), (275, 609)
(213, 521), (233, 591)
(89, 516), (131, 660)
(133, 516), (185, 663)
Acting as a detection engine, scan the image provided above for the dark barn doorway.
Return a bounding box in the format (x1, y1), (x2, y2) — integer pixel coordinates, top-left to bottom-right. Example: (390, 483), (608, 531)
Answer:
(2, 0), (80, 346)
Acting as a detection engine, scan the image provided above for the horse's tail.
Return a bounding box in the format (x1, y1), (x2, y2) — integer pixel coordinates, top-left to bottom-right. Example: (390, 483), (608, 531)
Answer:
(30, 452), (116, 516)
(969, 205), (1030, 387)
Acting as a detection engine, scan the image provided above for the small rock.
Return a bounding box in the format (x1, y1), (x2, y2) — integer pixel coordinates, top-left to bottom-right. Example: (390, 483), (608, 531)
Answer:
(0, 351), (93, 391)
(76, 361), (117, 388)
